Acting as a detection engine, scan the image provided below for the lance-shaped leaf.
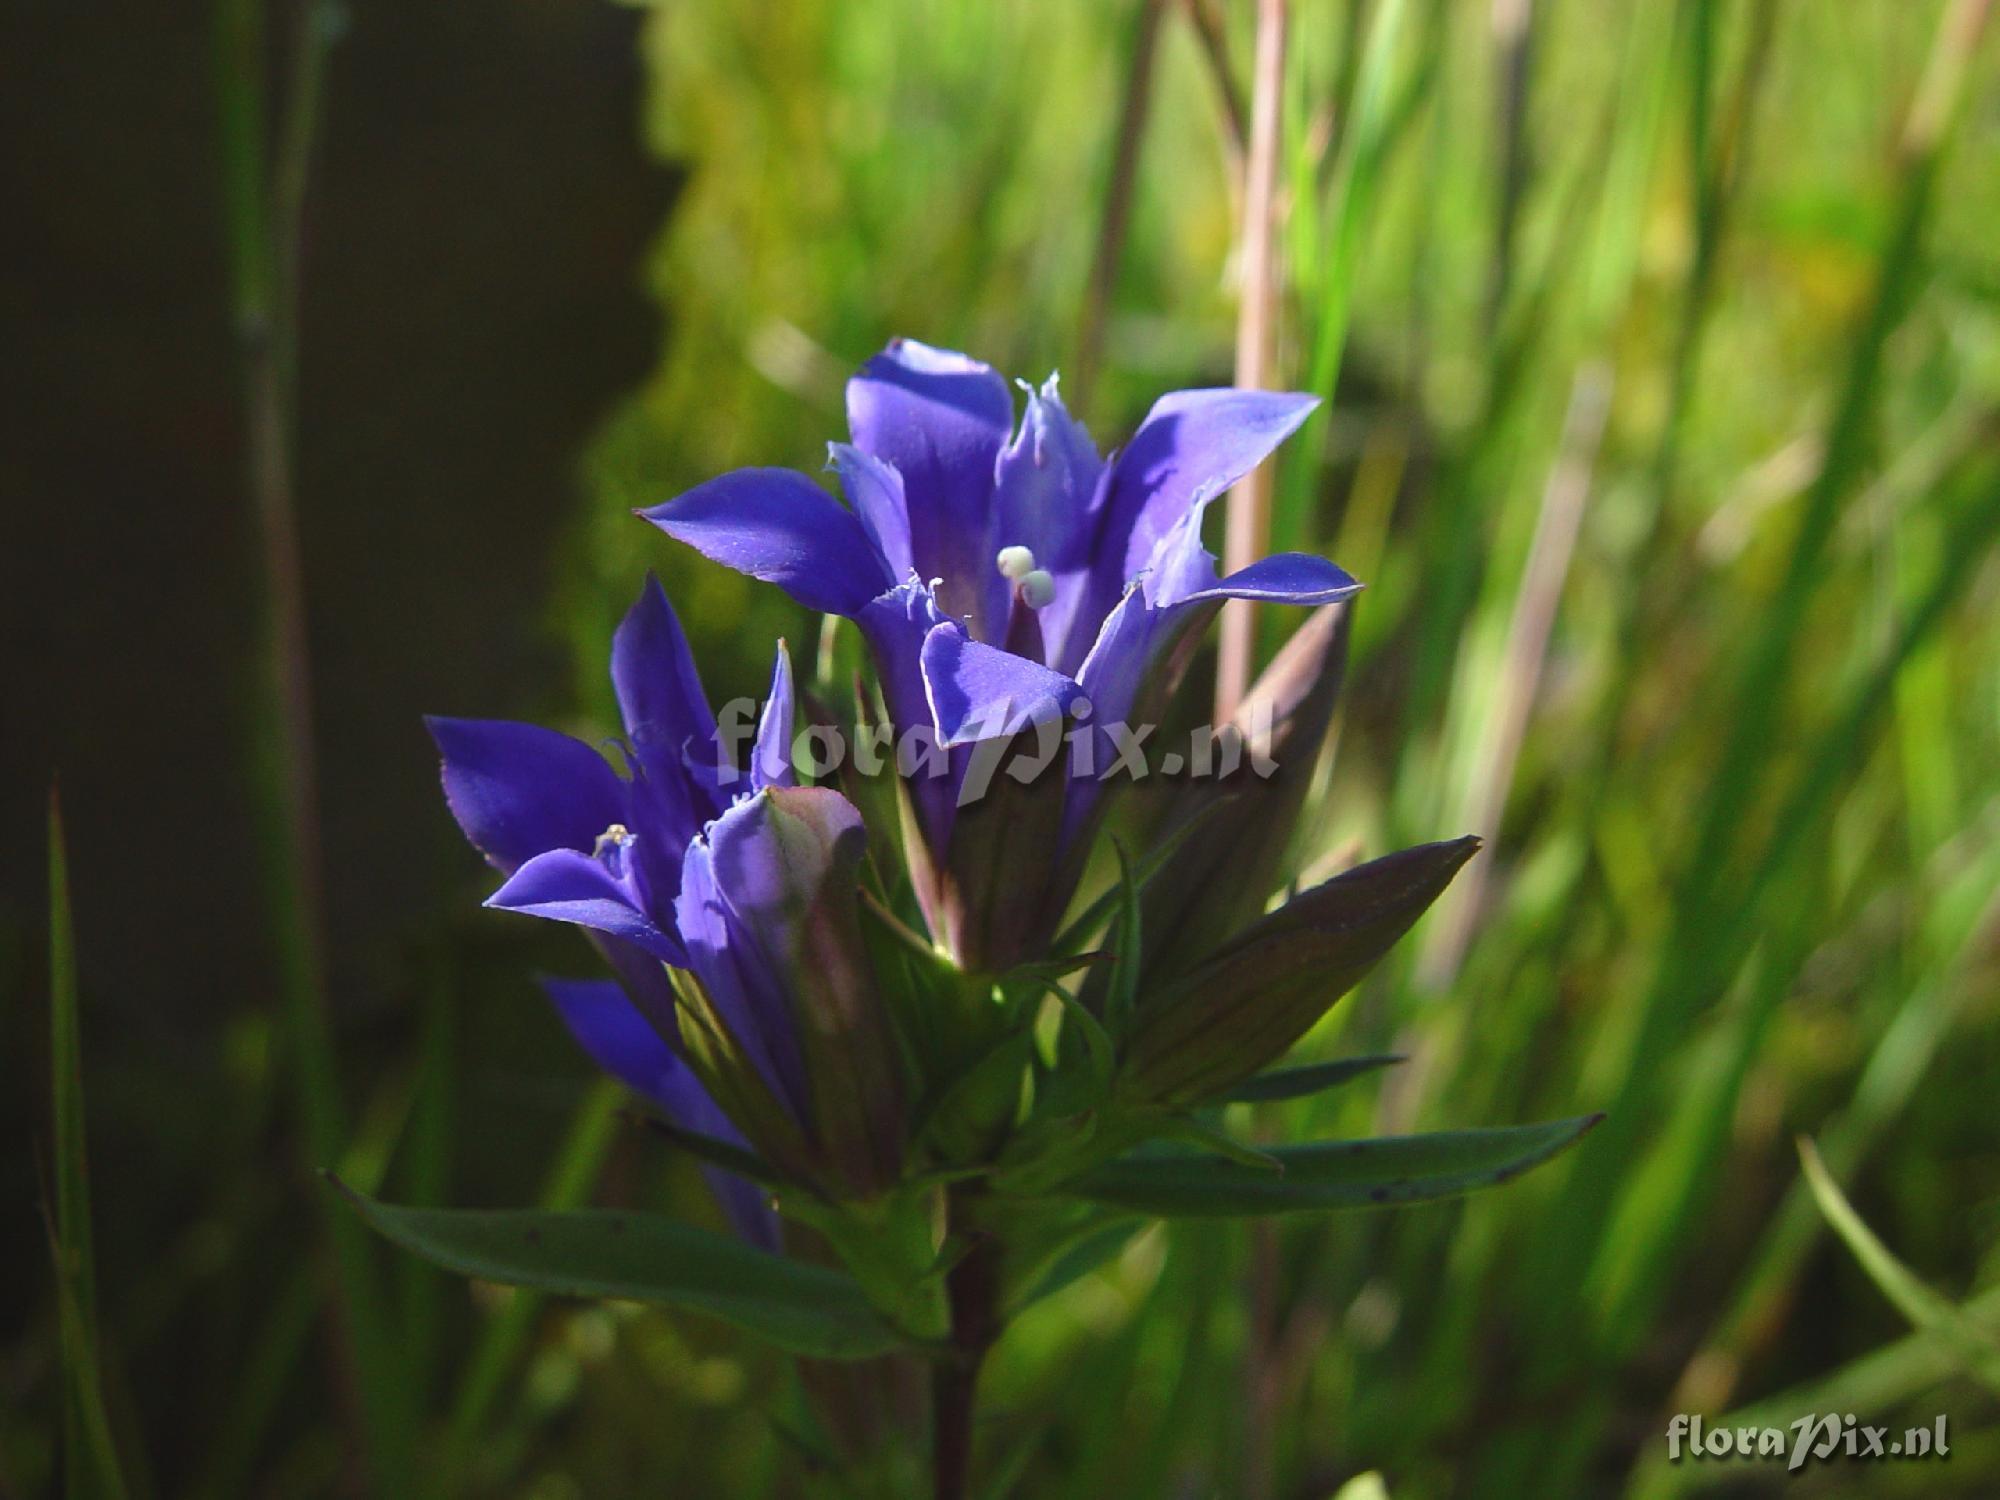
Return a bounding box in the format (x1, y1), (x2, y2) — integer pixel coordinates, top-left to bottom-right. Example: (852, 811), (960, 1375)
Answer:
(330, 1179), (903, 1359)
(1140, 602), (1353, 987)
(1224, 1054), (1406, 1105)
(1120, 837), (1479, 1104)
(1060, 1116), (1603, 1216)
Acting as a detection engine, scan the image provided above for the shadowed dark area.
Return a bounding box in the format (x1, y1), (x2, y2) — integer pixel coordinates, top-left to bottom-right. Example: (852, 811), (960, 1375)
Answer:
(1, 1), (671, 1482)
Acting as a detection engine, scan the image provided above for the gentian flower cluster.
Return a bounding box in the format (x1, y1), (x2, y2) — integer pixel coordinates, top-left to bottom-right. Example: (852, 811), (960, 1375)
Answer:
(363, 340), (1597, 1493)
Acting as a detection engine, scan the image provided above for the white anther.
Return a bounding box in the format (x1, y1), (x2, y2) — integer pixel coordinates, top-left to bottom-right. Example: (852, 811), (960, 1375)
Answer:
(1019, 568), (1056, 609)
(592, 823), (636, 858)
(995, 544), (1037, 582)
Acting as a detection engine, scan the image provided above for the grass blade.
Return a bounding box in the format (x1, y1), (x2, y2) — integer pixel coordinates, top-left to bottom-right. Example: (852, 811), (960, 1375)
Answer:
(1797, 1137), (2000, 1395)
(48, 790), (130, 1500)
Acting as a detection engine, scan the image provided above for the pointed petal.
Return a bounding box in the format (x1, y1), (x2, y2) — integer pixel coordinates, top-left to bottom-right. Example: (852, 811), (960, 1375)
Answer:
(992, 375), (1101, 568)
(1102, 388), (1319, 587)
(1164, 553), (1362, 609)
(488, 848), (685, 964)
(427, 716), (625, 875)
(920, 624), (1081, 748)
(855, 580), (959, 850)
(612, 575), (719, 755)
(751, 644), (796, 790)
(638, 468), (893, 617)
(542, 976), (685, 1103)
(543, 977), (779, 1249)
(829, 443), (914, 581)
(989, 375), (1102, 654)
(847, 339), (1012, 626)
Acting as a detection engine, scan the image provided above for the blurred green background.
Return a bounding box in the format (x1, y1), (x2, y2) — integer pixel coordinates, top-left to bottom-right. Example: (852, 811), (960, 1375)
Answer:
(8, 0), (2000, 1494)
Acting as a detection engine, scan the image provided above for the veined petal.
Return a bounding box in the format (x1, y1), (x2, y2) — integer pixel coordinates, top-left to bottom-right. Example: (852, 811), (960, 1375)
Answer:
(427, 716), (625, 875)
(1166, 552), (1362, 609)
(611, 575), (719, 760)
(1101, 388), (1319, 589)
(489, 847), (685, 964)
(751, 643), (797, 790)
(829, 443), (914, 581)
(676, 813), (812, 1121)
(543, 977), (779, 1249)
(638, 468), (893, 617)
(854, 580), (958, 844)
(702, 787), (902, 1194)
(993, 375), (1101, 566)
(989, 375), (1101, 652)
(847, 339), (1012, 627)
(920, 623), (1081, 748)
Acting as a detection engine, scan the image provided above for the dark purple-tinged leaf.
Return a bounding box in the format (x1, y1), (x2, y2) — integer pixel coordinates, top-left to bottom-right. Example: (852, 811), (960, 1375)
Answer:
(1120, 837), (1479, 1104)
(330, 1179), (903, 1360)
(1061, 1116), (1603, 1217)
(1140, 602), (1352, 986)
(1225, 1054), (1406, 1105)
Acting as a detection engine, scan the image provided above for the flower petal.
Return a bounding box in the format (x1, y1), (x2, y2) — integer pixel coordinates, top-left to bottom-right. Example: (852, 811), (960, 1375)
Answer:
(638, 468), (893, 617)
(1101, 388), (1319, 589)
(488, 847), (685, 964)
(543, 977), (779, 1249)
(847, 339), (1013, 626)
(751, 643), (796, 790)
(1165, 552), (1362, 609)
(676, 812), (812, 1120)
(542, 975), (684, 1103)
(921, 623), (1082, 748)
(991, 375), (1102, 662)
(612, 574), (719, 758)
(829, 442), (914, 581)
(427, 716), (626, 875)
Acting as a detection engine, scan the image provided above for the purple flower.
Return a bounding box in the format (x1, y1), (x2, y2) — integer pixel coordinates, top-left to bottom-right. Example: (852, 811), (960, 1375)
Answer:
(543, 977), (779, 1250)
(639, 339), (1360, 966)
(428, 573), (793, 975)
(430, 576), (902, 1198)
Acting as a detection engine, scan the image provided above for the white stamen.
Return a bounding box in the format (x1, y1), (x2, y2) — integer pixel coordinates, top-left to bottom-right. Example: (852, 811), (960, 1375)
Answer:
(996, 544), (1036, 582)
(1019, 568), (1056, 609)
(592, 823), (635, 858)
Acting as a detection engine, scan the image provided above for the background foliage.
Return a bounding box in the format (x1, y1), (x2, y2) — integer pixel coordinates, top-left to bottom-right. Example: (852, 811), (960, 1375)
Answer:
(7, 0), (2000, 1495)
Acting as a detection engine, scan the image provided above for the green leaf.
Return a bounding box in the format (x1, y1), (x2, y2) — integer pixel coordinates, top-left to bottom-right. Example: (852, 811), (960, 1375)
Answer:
(1051, 796), (1236, 957)
(47, 789), (131, 1500)
(1225, 1054), (1406, 1104)
(1152, 1114), (1284, 1173)
(1060, 1116), (1602, 1217)
(1120, 838), (1479, 1103)
(1103, 838), (1143, 1035)
(330, 1179), (904, 1360)
(1011, 1219), (1150, 1313)
(633, 1112), (786, 1189)
(1797, 1137), (2000, 1395)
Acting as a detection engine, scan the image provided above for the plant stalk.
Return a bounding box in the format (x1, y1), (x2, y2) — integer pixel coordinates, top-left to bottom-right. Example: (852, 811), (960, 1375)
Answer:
(932, 1202), (1001, 1500)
